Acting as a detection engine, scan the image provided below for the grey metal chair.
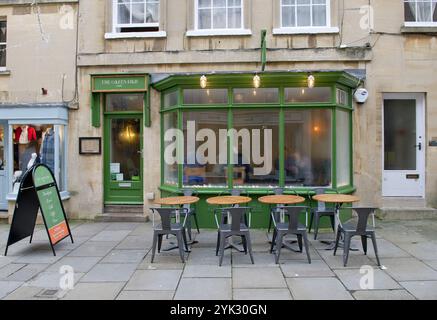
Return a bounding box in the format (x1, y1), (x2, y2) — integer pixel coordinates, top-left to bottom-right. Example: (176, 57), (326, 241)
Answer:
(268, 188), (284, 233)
(182, 189), (200, 240)
(308, 188), (336, 240)
(270, 206), (311, 264)
(150, 207), (189, 263)
(215, 207), (254, 266)
(334, 207), (381, 267)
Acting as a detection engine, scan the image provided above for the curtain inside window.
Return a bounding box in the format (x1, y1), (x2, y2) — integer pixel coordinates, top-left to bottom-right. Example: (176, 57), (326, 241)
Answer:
(118, 0), (158, 25)
(408, 0), (437, 22)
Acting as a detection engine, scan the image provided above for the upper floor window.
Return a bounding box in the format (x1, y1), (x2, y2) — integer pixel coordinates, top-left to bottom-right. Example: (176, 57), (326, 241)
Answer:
(404, 0), (437, 25)
(281, 0), (329, 28)
(113, 0), (159, 32)
(0, 20), (6, 70)
(196, 0), (244, 30)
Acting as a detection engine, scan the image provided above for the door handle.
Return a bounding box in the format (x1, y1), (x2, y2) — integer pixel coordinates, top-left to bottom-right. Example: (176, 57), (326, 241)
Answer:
(414, 143), (422, 151)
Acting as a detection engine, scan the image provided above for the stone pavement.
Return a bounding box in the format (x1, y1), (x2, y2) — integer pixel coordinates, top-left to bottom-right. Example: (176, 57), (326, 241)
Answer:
(1, 219), (437, 300)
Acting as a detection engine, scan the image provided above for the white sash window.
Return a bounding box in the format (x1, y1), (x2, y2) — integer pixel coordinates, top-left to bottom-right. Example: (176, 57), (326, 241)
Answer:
(113, 0), (160, 32)
(404, 0), (437, 26)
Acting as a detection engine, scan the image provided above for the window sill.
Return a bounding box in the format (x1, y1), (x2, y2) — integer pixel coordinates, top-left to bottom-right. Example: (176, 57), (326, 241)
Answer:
(272, 27), (339, 35)
(0, 69), (10, 75)
(186, 29), (252, 37)
(104, 31), (167, 39)
(401, 25), (437, 34)
(7, 191), (71, 201)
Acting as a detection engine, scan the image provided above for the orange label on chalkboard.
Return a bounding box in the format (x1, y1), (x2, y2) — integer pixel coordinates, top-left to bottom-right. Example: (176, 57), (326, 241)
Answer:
(48, 221), (69, 244)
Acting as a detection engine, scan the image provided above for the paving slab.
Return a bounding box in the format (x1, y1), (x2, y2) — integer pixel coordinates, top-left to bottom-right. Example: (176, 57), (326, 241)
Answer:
(116, 235), (151, 250)
(68, 241), (118, 257)
(116, 290), (174, 300)
(0, 256), (18, 268)
(280, 259), (334, 278)
(90, 230), (131, 242)
(62, 282), (125, 300)
(3, 286), (52, 300)
(317, 249), (378, 269)
(233, 267), (287, 289)
(80, 263), (138, 282)
(6, 264), (48, 282)
(395, 241), (437, 260)
(232, 252), (277, 268)
(287, 278), (353, 300)
(400, 281), (437, 300)
(100, 250), (146, 264)
(186, 248), (228, 266)
(124, 270), (182, 291)
(69, 223), (109, 237)
(14, 250), (70, 264)
(46, 256), (102, 273)
(138, 254), (185, 270)
(0, 263), (26, 279)
(424, 260), (437, 271)
(0, 281), (23, 299)
(104, 223), (141, 231)
(233, 288), (292, 300)
(365, 238), (411, 259)
(352, 289), (415, 300)
(174, 278), (232, 300)
(334, 268), (401, 290)
(382, 258), (437, 281)
(182, 264), (231, 278)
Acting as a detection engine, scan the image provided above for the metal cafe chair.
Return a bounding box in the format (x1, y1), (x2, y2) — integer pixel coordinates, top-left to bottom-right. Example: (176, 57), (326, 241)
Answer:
(182, 189), (200, 240)
(334, 207), (381, 267)
(150, 207), (189, 263)
(215, 206), (254, 266)
(308, 188), (336, 240)
(268, 188), (284, 233)
(270, 206), (311, 264)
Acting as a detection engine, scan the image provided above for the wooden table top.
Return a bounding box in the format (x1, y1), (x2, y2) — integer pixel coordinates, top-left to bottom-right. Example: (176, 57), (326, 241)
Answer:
(258, 195), (306, 205)
(206, 196), (252, 205)
(154, 196), (200, 206)
(312, 194), (360, 204)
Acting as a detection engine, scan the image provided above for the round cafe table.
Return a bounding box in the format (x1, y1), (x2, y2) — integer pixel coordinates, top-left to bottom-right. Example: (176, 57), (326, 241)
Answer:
(312, 194), (360, 250)
(154, 196), (200, 251)
(207, 195), (252, 252)
(259, 195), (306, 251)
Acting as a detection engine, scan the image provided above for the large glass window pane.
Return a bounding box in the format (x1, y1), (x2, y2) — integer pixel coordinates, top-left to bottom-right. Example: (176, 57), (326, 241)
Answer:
(197, 0), (242, 29)
(183, 89), (228, 104)
(336, 110), (351, 186)
(284, 109), (331, 187)
(233, 88), (279, 104)
(109, 118), (141, 182)
(384, 99), (416, 170)
(0, 20), (6, 68)
(106, 93), (144, 112)
(183, 111), (228, 187)
(163, 112), (178, 185)
(163, 90), (178, 108)
(232, 110), (280, 187)
(285, 87), (331, 103)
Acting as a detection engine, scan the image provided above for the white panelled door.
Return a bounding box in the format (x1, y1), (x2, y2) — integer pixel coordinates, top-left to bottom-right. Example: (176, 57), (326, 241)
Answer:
(382, 93), (425, 197)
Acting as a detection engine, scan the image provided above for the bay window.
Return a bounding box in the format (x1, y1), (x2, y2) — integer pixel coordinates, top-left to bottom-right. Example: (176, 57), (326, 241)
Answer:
(158, 72), (355, 193)
(404, 0), (437, 25)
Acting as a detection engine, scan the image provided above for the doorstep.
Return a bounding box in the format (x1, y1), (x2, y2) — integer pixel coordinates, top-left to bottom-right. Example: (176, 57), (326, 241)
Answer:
(377, 207), (437, 220)
(96, 205), (149, 222)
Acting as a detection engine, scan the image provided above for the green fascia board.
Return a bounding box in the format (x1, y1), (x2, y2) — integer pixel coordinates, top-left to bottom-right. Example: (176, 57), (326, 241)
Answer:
(152, 71), (361, 92)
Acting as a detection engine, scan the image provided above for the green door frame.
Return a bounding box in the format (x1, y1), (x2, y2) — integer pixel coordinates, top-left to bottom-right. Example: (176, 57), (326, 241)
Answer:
(103, 113), (144, 204)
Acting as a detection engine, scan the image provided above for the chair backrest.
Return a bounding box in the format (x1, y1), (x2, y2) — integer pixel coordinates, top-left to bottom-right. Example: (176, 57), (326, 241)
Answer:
(353, 207), (377, 233)
(151, 208), (175, 231)
(281, 206), (309, 231)
(230, 189), (243, 196)
(313, 188), (327, 211)
(273, 188), (284, 195)
(223, 207), (250, 232)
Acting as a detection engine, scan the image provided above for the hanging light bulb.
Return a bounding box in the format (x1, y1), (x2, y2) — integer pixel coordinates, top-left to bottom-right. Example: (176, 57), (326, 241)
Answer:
(200, 75), (207, 89)
(253, 74), (261, 88)
(307, 74), (315, 88)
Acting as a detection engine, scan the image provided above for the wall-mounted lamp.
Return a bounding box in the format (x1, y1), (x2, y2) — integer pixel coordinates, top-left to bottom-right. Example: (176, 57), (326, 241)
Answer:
(200, 75), (207, 89)
(307, 74), (315, 88)
(253, 74), (261, 88)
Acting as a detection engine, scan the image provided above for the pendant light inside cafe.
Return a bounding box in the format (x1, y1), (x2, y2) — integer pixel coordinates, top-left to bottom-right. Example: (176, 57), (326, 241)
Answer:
(307, 74), (315, 88)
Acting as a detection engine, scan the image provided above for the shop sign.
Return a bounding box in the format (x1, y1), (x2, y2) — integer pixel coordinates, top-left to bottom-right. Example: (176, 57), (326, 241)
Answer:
(92, 75), (147, 92)
(4, 164), (73, 256)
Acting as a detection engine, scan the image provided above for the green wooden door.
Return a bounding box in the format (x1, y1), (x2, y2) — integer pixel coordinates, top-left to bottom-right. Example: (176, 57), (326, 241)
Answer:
(104, 114), (143, 204)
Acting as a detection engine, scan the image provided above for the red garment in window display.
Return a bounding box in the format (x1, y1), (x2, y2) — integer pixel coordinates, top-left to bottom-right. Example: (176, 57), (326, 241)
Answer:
(14, 127), (22, 142)
(27, 126), (37, 142)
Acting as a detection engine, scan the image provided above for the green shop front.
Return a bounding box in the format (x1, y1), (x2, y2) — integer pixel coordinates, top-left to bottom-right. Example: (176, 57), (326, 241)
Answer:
(153, 71), (359, 228)
(91, 74), (151, 205)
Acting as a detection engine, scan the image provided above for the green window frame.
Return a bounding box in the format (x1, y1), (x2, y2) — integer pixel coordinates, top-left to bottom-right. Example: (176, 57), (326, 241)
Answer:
(156, 72), (357, 195)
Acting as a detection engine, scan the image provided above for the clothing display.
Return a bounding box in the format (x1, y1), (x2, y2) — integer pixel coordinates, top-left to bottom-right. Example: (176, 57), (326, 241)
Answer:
(15, 126), (37, 144)
(40, 128), (55, 172)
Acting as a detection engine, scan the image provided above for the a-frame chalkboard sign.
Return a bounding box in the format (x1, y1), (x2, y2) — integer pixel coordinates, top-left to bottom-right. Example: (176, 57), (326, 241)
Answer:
(4, 164), (74, 256)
